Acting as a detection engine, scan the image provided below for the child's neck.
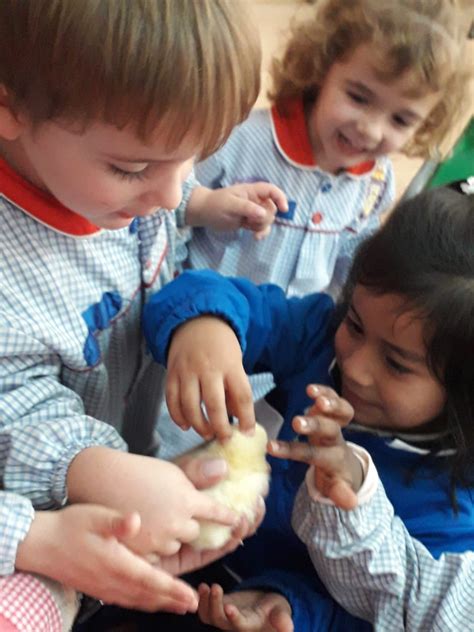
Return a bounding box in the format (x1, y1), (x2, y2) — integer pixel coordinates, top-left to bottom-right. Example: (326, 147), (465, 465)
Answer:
(0, 138), (46, 192)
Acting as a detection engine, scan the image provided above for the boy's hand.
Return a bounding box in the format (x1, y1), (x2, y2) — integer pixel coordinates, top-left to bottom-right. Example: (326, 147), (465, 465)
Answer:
(167, 315), (255, 441)
(16, 505), (199, 614)
(67, 448), (238, 557)
(198, 586), (294, 632)
(187, 184), (288, 240)
(267, 384), (363, 510)
(158, 498), (265, 576)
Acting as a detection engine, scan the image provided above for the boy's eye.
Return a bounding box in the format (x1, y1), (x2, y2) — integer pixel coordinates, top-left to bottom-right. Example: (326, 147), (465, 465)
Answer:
(347, 91), (368, 105)
(386, 356), (410, 375)
(109, 165), (148, 181)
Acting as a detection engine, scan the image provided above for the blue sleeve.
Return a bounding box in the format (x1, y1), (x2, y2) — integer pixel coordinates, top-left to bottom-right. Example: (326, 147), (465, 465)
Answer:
(236, 569), (371, 632)
(143, 270), (334, 379)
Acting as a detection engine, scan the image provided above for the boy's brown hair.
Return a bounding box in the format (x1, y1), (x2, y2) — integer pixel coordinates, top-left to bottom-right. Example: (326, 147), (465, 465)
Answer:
(270, 0), (472, 158)
(0, 0), (261, 158)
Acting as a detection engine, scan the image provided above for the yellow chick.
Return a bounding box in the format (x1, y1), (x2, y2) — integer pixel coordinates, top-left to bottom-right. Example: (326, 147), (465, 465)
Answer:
(191, 423), (270, 550)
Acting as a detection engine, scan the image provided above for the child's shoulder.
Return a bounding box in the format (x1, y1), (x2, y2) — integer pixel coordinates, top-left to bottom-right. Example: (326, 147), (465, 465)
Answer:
(227, 107), (273, 142)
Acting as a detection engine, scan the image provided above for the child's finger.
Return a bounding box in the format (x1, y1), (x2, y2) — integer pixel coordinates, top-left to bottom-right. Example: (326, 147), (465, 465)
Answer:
(292, 415), (344, 444)
(107, 510), (141, 541)
(225, 378), (256, 437)
(197, 584), (213, 624)
(268, 439), (316, 464)
(248, 182), (288, 212)
(253, 225), (272, 240)
(179, 375), (216, 439)
(103, 546), (198, 612)
(268, 440), (346, 471)
(209, 584), (232, 627)
(268, 606), (295, 632)
(199, 375), (234, 441)
(306, 384), (354, 424)
(166, 376), (191, 431)
(192, 493), (238, 526)
(224, 602), (262, 630)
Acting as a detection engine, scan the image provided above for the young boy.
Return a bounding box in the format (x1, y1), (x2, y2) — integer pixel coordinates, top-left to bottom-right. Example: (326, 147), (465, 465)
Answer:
(0, 0), (281, 627)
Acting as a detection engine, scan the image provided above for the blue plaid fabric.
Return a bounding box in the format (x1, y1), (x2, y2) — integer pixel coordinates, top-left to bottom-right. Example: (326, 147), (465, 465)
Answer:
(0, 172), (196, 572)
(0, 492), (34, 575)
(189, 106), (395, 299)
(294, 470), (474, 632)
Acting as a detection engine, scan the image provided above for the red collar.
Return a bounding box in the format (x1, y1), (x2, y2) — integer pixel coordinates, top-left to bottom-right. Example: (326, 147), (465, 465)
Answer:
(0, 157), (101, 237)
(270, 99), (375, 175)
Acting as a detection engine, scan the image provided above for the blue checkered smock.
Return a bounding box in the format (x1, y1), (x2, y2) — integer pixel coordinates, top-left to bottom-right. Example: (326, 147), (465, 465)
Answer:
(0, 159), (196, 572)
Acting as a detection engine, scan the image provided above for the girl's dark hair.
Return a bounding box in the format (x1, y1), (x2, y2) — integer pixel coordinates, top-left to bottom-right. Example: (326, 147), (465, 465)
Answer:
(344, 187), (474, 502)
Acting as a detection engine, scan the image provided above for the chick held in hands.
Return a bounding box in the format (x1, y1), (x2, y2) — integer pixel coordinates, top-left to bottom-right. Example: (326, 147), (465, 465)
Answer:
(191, 423), (270, 550)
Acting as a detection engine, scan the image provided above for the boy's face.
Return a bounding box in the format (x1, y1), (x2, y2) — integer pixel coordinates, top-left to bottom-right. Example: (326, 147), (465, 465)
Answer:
(2, 117), (198, 229)
(335, 286), (446, 432)
(307, 44), (440, 174)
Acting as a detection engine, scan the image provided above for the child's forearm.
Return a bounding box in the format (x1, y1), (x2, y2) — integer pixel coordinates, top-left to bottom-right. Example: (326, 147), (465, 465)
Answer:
(0, 493), (35, 576)
(292, 447), (474, 630)
(66, 445), (127, 505)
(15, 510), (63, 575)
(185, 186), (214, 226)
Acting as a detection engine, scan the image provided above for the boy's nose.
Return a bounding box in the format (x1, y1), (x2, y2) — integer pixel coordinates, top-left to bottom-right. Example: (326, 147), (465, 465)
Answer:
(138, 173), (183, 213)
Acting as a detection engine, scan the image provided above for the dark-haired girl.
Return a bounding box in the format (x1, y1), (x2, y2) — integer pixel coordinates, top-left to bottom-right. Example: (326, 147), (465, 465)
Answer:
(146, 187), (474, 631)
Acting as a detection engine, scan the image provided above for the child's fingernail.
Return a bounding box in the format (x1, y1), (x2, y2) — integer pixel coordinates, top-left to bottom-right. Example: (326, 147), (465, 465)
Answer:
(202, 458), (228, 478)
(298, 416), (308, 429)
(320, 396), (331, 410)
(310, 385), (320, 395)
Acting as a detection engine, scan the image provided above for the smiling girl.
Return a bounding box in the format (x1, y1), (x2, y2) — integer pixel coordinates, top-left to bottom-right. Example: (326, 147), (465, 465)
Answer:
(145, 187), (474, 630)
(188, 0), (470, 299)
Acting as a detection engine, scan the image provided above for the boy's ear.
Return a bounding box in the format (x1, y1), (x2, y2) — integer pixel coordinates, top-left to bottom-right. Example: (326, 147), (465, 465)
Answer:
(0, 85), (25, 140)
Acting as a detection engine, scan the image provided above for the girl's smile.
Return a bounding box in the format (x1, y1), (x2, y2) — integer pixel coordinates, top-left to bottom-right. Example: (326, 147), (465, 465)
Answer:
(335, 285), (446, 431)
(307, 44), (441, 173)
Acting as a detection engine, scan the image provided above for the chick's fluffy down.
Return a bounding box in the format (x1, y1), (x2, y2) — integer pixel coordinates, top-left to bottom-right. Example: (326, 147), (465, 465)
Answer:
(191, 423), (269, 550)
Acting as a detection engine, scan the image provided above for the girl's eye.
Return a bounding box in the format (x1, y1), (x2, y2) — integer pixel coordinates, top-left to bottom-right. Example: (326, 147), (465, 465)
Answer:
(109, 165), (148, 181)
(347, 91), (368, 105)
(392, 114), (410, 128)
(345, 315), (364, 336)
(386, 356), (410, 375)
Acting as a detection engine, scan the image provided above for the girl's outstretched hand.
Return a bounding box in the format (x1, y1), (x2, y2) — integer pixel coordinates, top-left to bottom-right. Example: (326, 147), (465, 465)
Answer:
(197, 585), (294, 632)
(268, 384), (363, 510)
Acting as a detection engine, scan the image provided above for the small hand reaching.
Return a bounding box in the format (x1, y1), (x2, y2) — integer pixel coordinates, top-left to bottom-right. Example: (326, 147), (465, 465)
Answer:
(167, 315), (255, 441)
(186, 183), (288, 240)
(268, 384), (363, 509)
(198, 585), (294, 632)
